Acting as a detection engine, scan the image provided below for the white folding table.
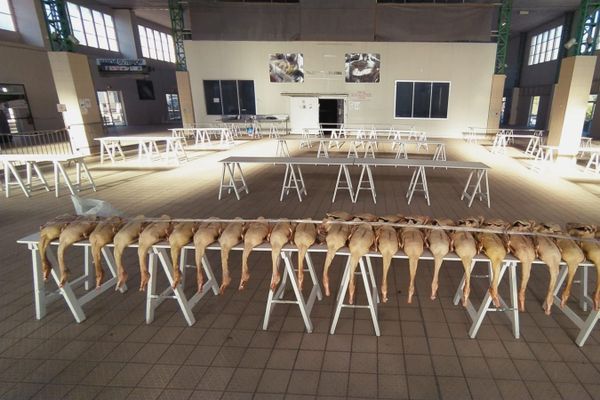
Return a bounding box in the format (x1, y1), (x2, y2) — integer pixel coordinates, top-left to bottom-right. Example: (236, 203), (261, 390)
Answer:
(193, 128), (234, 145)
(17, 233), (127, 323)
(96, 136), (188, 165)
(354, 158), (491, 207)
(578, 147), (600, 174)
(0, 154), (96, 198)
(218, 156), (356, 203)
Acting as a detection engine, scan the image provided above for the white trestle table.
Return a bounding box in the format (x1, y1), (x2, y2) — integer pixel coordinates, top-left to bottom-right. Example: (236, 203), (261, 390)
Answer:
(0, 154), (96, 198)
(219, 156), (490, 207)
(96, 136), (187, 165)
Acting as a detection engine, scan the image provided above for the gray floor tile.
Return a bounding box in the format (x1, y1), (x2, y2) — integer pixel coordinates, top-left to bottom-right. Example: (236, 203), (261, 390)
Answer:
(227, 367), (263, 392)
(406, 375), (439, 399)
(287, 370), (319, 395)
(316, 372), (348, 397)
(437, 376), (471, 400)
(257, 369), (292, 394)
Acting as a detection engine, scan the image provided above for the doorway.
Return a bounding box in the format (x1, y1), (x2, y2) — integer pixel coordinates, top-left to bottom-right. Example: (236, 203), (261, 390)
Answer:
(583, 94), (597, 136)
(97, 90), (127, 126)
(319, 98), (344, 135)
(0, 83), (35, 133)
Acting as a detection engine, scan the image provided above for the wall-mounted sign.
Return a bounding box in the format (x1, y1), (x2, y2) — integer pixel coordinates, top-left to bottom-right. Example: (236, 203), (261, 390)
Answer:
(96, 58), (150, 73)
(57, 104), (67, 112)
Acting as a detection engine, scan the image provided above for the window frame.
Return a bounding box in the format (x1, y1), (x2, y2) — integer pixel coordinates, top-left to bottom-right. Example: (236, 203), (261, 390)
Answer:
(66, 2), (119, 52)
(0, 0), (16, 32)
(393, 80), (451, 120)
(137, 24), (175, 63)
(203, 80), (257, 116)
(528, 25), (562, 66)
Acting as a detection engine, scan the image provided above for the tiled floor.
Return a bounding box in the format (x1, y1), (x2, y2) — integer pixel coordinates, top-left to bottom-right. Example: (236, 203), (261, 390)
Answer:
(1, 132), (600, 399)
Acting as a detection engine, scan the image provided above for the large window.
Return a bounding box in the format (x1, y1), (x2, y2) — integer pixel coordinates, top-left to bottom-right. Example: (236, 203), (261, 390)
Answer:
(203, 80), (256, 116)
(0, 0), (15, 31)
(394, 81), (450, 119)
(138, 25), (175, 63)
(66, 2), (118, 51)
(528, 26), (562, 66)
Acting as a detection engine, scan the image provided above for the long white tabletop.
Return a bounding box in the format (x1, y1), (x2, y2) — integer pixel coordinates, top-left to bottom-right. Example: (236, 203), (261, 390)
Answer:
(0, 153), (95, 198)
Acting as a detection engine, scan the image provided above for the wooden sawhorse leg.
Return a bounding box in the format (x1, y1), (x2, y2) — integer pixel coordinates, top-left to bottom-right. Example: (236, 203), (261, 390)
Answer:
(263, 251), (322, 333)
(332, 165), (355, 203)
(454, 260), (519, 339)
(280, 163), (306, 202)
(355, 164), (376, 203)
(461, 169), (490, 208)
(552, 265), (600, 346)
(406, 166), (430, 205)
(146, 247), (219, 326)
(331, 256), (380, 336)
(218, 162), (249, 200)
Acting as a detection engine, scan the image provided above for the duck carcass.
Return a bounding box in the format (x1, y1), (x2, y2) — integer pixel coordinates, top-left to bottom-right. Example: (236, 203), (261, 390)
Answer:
(193, 218), (223, 292)
(319, 211), (354, 297)
(269, 220), (295, 290)
(566, 223), (600, 310)
(89, 216), (125, 287)
(346, 215), (377, 304)
(475, 218), (508, 308)
(451, 217), (480, 306)
(38, 214), (79, 281)
(427, 218), (453, 300)
(113, 215), (147, 289)
(399, 216), (428, 304)
(169, 221), (198, 288)
(506, 220), (537, 312)
(137, 215), (172, 291)
(218, 218), (244, 293)
(376, 215), (401, 303)
(240, 217), (270, 290)
(293, 222), (317, 290)
(57, 216), (102, 287)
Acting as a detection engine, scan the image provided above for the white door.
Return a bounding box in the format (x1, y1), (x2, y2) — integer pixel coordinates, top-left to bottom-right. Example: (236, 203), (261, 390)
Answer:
(289, 97), (319, 133)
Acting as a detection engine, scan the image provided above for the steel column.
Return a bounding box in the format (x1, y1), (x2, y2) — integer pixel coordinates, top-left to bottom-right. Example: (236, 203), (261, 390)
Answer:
(572, 0), (600, 56)
(495, 0), (512, 74)
(40, 0), (73, 52)
(168, 0), (187, 71)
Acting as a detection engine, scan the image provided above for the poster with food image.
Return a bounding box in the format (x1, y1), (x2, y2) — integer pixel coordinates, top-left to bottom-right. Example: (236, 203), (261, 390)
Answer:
(345, 53), (380, 83)
(269, 53), (304, 83)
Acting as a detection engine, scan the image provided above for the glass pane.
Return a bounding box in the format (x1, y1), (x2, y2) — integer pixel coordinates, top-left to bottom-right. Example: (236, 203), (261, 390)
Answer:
(108, 38), (118, 52)
(0, 12), (14, 31)
(430, 83), (449, 118)
(167, 35), (175, 63)
(67, 2), (79, 17)
(161, 33), (169, 61)
(413, 82), (432, 118)
(395, 82), (413, 118)
(238, 80), (256, 115)
(0, 0), (9, 13)
(556, 25), (563, 37)
(221, 80), (239, 115)
(203, 80), (223, 115)
(147, 29), (156, 59)
(551, 48), (559, 59)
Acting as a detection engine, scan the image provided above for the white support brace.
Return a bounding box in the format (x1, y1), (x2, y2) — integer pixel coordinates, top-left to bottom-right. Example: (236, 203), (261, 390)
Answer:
(330, 256), (380, 336)
(453, 260), (519, 339)
(263, 251), (322, 333)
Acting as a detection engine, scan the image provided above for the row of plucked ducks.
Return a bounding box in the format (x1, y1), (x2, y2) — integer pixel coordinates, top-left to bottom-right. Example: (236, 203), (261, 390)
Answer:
(38, 212), (600, 316)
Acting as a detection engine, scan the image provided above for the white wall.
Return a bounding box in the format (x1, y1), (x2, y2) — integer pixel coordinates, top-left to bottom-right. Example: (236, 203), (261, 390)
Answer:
(185, 40), (496, 137)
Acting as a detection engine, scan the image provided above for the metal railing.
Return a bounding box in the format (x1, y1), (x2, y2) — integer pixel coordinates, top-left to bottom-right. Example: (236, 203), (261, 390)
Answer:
(0, 129), (73, 155)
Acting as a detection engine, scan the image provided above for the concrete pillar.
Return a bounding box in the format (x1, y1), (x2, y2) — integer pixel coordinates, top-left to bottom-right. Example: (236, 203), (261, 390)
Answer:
(508, 87), (520, 126)
(113, 10), (138, 59)
(48, 52), (103, 156)
(487, 74), (506, 129)
(547, 56), (597, 159)
(176, 71), (195, 126)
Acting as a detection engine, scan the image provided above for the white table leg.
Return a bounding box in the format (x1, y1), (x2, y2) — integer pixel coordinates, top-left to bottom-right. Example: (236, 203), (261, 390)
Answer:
(29, 243), (47, 320)
(45, 250), (86, 323)
(32, 162), (50, 192)
(55, 161), (76, 197)
(4, 161), (30, 198)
